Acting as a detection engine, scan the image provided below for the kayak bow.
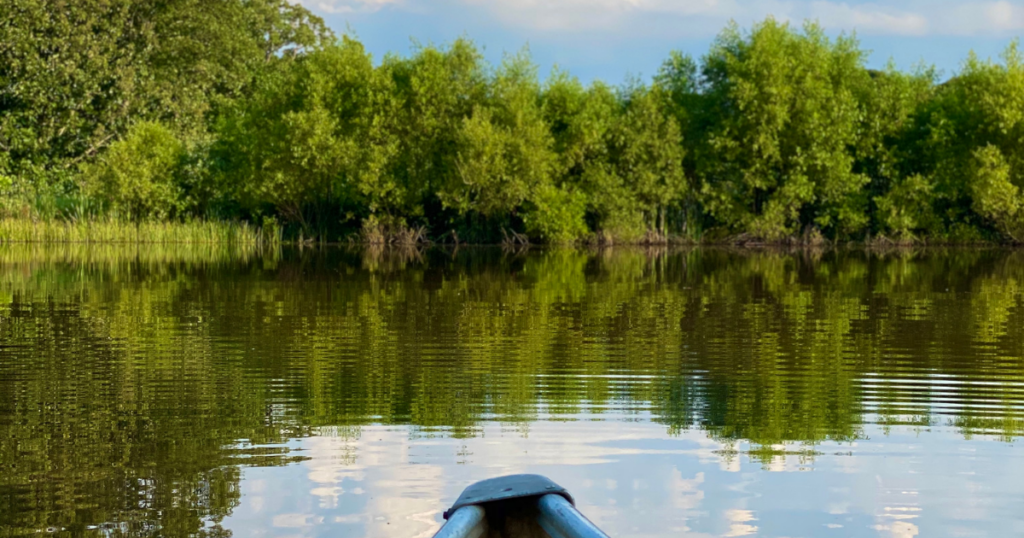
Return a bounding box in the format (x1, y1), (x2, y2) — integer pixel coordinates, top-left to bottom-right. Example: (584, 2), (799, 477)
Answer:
(433, 475), (611, 538)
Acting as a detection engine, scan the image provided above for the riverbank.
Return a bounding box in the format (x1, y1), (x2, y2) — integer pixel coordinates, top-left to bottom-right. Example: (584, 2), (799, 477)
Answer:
(0, 218), (278, 245)
(0, 217), (1011, 248)
(9, 10), (1024, 250)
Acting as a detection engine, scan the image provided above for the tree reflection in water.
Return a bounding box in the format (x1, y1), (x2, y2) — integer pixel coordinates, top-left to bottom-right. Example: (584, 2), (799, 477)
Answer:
(1, 245), (1022, 534)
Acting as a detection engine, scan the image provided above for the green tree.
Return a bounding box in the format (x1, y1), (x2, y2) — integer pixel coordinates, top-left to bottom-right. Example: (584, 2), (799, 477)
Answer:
(542, 72), (618, 189)
(655, 51), (705, 236)
(0, 0), (330, 211)
(522, 182), (588, 243)
(915, 42), (1024, 240)
(855, 65), (937, 239)
(574, 83), (686, 242)
(383, 39), (488, 228)
(698, 20), (869, 240)
(214, 38), (396, 231)
(970, 145), (1023, 241)
(440, 50), (557, 238)
(541, 74), (620, 241)
(609, 84), (686, 236)
(82, 122), (185, 220)
(0, 0), (142, 207)
(874, 174), (935, 240)
(654, 50), (701, 134)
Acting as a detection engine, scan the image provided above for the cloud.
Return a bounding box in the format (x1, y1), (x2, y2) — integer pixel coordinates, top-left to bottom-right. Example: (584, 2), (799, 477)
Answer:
(806, 2), (929, 36)
(461, 0), (740, 31)
(459, 0), (740, 32)
(467, 0), (1023, 36)
(293, 0), (399, 14)
(928, 1), (1024, 35)
(300, 0), (1024, 37)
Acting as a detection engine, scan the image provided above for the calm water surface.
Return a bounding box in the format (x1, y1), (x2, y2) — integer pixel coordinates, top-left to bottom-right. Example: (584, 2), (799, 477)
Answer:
(1, 246), (1023, 537)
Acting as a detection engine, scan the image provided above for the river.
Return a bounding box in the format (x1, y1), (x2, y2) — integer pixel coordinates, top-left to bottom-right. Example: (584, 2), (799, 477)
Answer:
(1, 246), (1022, 537)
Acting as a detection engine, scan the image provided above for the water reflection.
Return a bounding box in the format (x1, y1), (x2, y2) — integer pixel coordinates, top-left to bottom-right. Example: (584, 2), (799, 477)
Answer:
(1, 245), (1023, 536)
(221, 422), (1023, 538)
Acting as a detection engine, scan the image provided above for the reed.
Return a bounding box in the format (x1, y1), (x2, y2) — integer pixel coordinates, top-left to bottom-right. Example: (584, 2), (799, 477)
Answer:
(0, 242), (275, 274)
(0, 218), (280, 246)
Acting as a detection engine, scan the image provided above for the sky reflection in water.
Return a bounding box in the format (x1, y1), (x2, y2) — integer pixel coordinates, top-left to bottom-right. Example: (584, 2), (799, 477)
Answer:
(226, 421), (1024, 538)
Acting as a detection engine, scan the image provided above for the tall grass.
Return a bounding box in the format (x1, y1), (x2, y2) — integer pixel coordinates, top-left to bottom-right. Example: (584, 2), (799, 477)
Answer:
(0, 218), (280, 245)
(0, 242), (276, 274)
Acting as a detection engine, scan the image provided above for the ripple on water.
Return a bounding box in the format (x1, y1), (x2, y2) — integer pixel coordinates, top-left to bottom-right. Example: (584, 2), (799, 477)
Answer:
(0, 246), (1022, 537)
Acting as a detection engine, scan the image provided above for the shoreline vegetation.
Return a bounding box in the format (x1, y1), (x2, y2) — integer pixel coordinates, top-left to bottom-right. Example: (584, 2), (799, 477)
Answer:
(0, 218), (276, 245)
(6, 3), (1024, 246)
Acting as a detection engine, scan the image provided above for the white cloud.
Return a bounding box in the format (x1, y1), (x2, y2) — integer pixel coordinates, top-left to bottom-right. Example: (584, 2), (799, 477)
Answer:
(723, 509), (759, 537)
(928, 1), (1024, 34)
(466, 0), (1021, 36)
(293, 0), (399, 14)
(461, 0), (742, 32)
(299, 0), (1024, 37)
(461, 0), (741, 31)
(806, 2), (929, 36)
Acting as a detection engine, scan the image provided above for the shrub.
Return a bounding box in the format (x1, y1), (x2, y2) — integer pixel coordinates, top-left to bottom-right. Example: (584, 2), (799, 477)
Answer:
(523, 184), (588, 244)
(874, 174), (935, 239)
(83, 122), (185, 220)
(970, 145), (1023, 241)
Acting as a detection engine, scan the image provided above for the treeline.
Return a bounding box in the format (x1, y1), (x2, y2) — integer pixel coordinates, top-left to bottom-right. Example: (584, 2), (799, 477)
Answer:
(5, 3), (1024, 244)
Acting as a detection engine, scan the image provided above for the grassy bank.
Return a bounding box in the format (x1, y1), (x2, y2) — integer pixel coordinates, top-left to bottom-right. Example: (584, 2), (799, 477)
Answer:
(0, 218), (279, 246)
(0, 217), (1006, 248)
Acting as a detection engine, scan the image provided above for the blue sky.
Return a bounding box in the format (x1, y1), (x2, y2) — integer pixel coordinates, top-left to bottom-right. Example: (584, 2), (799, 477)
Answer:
(295, 0), (1024, 83)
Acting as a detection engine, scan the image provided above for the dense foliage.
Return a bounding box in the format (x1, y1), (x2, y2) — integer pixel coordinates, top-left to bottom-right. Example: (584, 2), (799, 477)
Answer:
(3, 8), (1024, 243)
